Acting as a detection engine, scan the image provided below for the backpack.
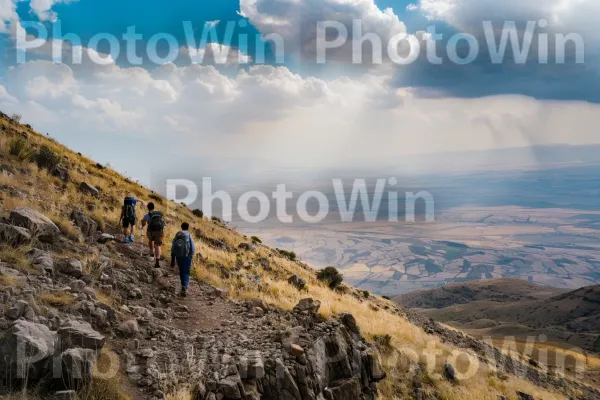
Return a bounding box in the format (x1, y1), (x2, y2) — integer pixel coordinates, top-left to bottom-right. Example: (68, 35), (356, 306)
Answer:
(148, 211), (165, 232)
(172, 231), (190, 258)
(123, 197), (136, 219)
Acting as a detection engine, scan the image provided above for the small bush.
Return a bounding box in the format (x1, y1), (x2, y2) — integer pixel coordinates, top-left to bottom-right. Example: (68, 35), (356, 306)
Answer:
(193, 209), (204, 218)
(10, 113), (22, 123)
(8, 137), (34, 161)
(362, 290), (370, 298)
(251, 236), (262, 244)
(277, 248), (297, 261)
(382, 295), (391, 300)
(211, 216), (222, 223)
(317, 266), (343, 289)
(373, 334), (393, 353)
(34, 145), (60, 170)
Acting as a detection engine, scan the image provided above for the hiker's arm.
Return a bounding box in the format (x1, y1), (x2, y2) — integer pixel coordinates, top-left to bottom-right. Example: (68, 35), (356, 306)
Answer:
(170, 254), (176, 268)
(190, 237), (196, 256)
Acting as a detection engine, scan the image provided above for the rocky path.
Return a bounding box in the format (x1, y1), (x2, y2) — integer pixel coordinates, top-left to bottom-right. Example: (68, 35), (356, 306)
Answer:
(107, 239), (386, 400)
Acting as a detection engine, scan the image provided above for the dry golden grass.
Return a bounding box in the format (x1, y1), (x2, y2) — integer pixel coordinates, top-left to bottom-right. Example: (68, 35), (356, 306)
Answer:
(38, 291), (75, 307)
(165, 388), (193, 400)
(0, 245), (38, 275)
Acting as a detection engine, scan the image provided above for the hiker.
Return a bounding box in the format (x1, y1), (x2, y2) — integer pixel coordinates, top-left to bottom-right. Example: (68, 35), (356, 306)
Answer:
(119, 196), (137, 243)
(141, 202), (166, 268)
(171, 222), (196, 297)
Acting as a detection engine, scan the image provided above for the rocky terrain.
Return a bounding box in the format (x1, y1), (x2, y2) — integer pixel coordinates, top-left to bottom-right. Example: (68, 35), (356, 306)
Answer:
(0, 112), (598, 400)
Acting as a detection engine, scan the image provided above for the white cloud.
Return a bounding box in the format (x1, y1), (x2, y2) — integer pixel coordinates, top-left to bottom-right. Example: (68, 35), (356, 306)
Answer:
(182, 43), (252, 65)
(239, 0), (411, 63)
(2, 57), (600, 182)
(205, 20), (220, 28)
(29, 0), (76, 21)
(417, 0), (600, 40)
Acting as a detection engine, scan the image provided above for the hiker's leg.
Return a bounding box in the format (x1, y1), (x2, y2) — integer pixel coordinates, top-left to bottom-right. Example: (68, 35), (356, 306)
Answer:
(181, 257), (192, 288)
(156, 245), (162, 260)
(148, 238), (154, 254)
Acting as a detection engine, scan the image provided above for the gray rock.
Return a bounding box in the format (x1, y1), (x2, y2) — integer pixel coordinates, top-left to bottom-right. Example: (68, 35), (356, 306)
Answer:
(517, 392), (535, 400)
(9, 207), (60, 243)
(79, 182), (100, 197)
(57, 259), (84, 278)
(213, 288), (228, 299)
(68, 280), (87, 293)
(58, 320), (105, 351)
(54, 390), (77, 400)
(0, 320), (56, 382)
(97, 234), (116, 244)
(117, 320), (139, 338)
(0, 265), (27, 285)
(293, 298), (321, 315)
(5, 300), (29, 320)
(70, 210), (97, 237)
(59, 348), (96, 388)
(0, 223), (31, 246)
(218, 376), (242, 399)
(287, 274), (306, 291)
(30, 249), (54, 273)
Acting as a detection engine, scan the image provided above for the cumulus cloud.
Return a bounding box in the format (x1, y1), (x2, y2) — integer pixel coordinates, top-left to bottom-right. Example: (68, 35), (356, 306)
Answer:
(239, 0), (412, 64)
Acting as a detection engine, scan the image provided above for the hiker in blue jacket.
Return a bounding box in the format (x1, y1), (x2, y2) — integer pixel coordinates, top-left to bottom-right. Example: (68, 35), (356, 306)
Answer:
(170, 222), (196, 297)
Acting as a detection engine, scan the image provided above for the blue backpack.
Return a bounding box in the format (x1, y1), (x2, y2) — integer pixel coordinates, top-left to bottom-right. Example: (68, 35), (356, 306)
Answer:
(124, 197), (137, 219)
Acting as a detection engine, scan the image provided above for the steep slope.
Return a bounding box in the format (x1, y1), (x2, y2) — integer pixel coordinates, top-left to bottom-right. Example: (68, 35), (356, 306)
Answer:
(0, 113), (597, 400)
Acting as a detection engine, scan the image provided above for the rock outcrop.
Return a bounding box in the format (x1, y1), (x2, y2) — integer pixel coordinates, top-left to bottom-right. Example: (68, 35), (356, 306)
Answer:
(9, 207), (60, 243)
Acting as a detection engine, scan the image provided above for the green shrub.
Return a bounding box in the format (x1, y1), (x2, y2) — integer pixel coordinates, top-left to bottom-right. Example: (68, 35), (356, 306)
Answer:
(251, 236), (262, 244)
(193, 209), (204, 218)
(362, 290), (370, 298)
(34, 145), (60, 170)
(9, 137), (34, 161)
(277, 248), (297, 261)
(317, 266), (343, 289)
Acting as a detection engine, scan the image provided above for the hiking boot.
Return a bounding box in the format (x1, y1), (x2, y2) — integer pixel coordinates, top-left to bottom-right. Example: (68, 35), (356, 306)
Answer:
(124, 237), (132, 244)
(181, 287), (187, 297)
(154, 259), (160, 268)
(129, 234), (135, 242)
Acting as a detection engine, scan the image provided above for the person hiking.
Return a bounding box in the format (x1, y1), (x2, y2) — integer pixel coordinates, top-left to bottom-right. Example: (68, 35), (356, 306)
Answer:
(119, 196), (137, 243)
(170, 222), (195, 297)
(141, 202), (165, 268)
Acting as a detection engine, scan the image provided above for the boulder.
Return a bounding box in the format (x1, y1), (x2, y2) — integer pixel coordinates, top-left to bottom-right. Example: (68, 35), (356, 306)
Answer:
(68, 280), (87, 293)
(290, 344), (305, 357)
(324, 378), (362, 400)
(293, 298), (321, 315)
(97, 234), (116, 244)
(70, 210), (97, 237)
(52, 166), (70, 182)
(54, 390), (77, 400)
(79, 182), (99, 197)
(57, 259), (84, 278)
(58, 320), (105, 351)
(0, 223), (31, 246)
(9, 208), (60, 243)
(288, 274), (307, 291)
(0, 265), (27, 285)
(117, 320), (139, 338)
(0, 320), (56, 382)
(29, 249), (54, 273)
(5, 300), (29, 320)
(58, 348), (96, 389)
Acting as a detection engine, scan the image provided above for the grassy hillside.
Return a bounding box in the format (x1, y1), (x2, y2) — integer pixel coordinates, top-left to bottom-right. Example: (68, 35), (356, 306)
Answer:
(0, 113), (588, 400)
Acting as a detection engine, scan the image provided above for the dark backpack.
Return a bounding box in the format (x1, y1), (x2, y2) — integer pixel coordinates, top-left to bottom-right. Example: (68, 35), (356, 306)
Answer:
(148, 211), (165, 232)
(172, 232), (190, 258)
(124, 197), (136, 219)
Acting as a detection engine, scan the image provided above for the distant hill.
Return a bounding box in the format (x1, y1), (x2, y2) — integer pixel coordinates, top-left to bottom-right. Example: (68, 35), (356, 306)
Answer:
(395, 278), (600, 353)
(394, 278), (567, 309)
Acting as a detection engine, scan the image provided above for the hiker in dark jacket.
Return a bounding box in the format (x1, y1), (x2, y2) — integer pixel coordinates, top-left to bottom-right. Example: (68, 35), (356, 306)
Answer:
(171, 222), (196, 297)
(119, 196), (137, 243)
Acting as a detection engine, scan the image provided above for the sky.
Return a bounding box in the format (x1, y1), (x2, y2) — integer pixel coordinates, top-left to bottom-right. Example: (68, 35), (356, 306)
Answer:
(0, 0), (599, 185)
